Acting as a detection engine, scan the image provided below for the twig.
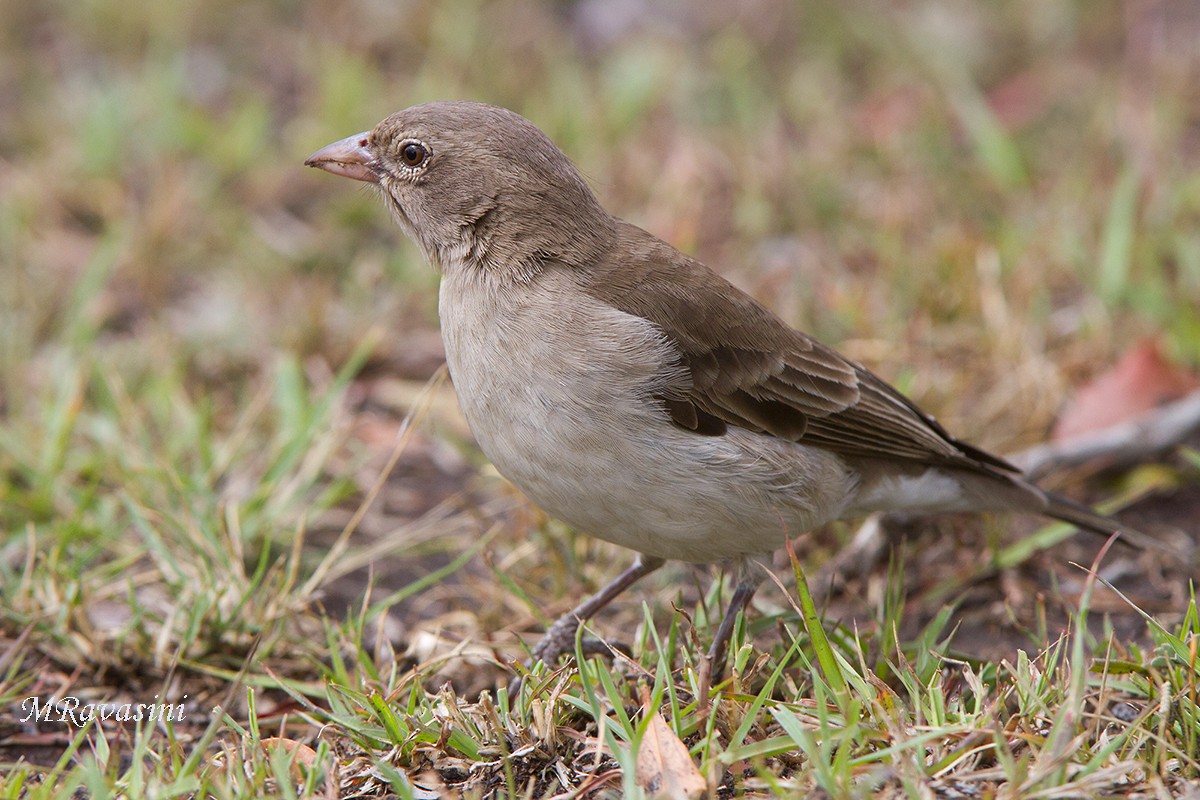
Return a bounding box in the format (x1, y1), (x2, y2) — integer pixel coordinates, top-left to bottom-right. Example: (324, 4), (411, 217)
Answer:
(1010, 389), (1200, 479)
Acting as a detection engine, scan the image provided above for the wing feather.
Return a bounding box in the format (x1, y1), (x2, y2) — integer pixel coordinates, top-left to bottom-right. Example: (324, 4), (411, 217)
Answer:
(581, 222), (1017, 475)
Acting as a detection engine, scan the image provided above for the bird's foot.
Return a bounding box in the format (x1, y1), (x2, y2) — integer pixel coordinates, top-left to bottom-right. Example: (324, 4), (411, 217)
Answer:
(505, 556), (665, 697)
(507, 615), (626, 696)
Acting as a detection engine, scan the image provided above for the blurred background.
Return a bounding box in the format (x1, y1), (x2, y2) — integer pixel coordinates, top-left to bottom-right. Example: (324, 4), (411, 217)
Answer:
(2, 0), (1199, 713)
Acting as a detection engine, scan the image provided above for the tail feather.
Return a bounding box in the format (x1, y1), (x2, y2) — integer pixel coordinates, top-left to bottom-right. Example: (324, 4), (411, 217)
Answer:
(1043, 492), (1168, 553)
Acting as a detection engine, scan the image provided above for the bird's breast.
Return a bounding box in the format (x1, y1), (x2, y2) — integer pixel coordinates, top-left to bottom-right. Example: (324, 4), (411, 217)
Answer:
(435, 266), (856, 561)
(437, 266), (680, 476)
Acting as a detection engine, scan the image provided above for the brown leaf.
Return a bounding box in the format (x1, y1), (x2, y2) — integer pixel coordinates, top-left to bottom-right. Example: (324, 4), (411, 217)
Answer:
(261, 736), (319, 772)
(1053, 338), (1199, 440)
(635, 688), (706, 800)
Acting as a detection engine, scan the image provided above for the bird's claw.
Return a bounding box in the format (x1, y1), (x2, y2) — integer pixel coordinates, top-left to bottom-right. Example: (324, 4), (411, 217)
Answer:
(508, 628), (628, 697)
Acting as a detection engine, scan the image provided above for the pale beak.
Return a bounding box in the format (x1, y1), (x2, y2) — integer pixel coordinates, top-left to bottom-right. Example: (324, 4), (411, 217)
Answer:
(304, 132), (377, 183)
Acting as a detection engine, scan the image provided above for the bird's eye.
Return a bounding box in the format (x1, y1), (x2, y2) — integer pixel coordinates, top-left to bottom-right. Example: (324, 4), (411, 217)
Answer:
(398, 141), (429, 168)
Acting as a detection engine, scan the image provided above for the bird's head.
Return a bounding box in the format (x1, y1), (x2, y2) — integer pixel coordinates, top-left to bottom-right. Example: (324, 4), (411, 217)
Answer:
(305, 101), (615, 278)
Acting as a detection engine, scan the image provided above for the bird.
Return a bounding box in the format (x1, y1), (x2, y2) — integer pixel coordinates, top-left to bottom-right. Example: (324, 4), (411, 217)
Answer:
(305, 100), (1150, 686)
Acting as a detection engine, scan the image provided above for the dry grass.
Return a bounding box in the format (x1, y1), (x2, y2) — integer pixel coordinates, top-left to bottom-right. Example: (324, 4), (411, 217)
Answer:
(2, 0), (1199, 797)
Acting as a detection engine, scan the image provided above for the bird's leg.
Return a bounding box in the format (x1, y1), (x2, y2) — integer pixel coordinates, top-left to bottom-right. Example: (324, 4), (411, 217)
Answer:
(510, 555), (665, 693)
(698, 564), (761, 709)
(705, 579), (759, 677)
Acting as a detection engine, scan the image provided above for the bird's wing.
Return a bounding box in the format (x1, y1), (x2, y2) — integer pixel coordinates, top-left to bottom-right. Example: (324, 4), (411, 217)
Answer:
(580, 222), (1017, 474)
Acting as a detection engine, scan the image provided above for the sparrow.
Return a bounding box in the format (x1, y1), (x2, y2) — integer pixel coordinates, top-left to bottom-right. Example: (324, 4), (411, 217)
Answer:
(306, 101), (1149, 685)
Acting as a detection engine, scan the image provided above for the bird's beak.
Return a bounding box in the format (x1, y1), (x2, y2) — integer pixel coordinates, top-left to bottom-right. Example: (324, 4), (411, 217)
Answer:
(304, 132), (377, 183)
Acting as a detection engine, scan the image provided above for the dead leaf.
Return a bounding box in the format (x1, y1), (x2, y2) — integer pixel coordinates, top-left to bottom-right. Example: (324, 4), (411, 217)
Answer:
(1052, 338), (1199, 440)
(262, 736), (319, 774)
(635, 687), (706, 800)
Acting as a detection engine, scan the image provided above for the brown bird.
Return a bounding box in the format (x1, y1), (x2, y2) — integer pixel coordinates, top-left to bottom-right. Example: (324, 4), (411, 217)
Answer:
(306, 101), (1147, 685)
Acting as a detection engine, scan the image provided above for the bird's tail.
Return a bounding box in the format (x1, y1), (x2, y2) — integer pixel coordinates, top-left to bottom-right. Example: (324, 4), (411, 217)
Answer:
(1043, 492), (1167, 553)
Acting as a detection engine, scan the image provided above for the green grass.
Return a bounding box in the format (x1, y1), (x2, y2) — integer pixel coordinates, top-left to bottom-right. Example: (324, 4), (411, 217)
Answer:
(2, 0), (1199, 797)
